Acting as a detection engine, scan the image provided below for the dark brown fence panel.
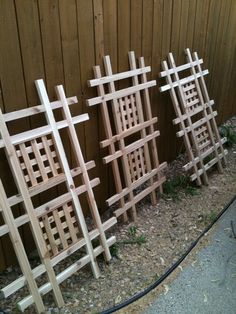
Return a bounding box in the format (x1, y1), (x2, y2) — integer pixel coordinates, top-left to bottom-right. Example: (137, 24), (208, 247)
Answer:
(0, 0), (235, 270)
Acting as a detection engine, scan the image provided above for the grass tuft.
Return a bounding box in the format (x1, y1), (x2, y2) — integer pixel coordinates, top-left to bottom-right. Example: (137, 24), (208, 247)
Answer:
(163, 175), (199, 201)
(220, 125), (236, 147)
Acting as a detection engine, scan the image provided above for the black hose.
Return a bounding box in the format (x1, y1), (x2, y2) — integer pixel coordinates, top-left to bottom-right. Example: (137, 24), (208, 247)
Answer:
(101, 194), (236, 314)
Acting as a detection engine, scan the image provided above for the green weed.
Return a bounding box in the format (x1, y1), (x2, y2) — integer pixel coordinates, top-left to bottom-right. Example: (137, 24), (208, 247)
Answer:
(118, 226), (147, 246)
(119, 235), (147, 246)
(110, 243), (119, 257)
(128, 226), (137, 237)
(202, 211), (218, 225)
(220, 125), (236, 147)
(163, 175), (199, 201)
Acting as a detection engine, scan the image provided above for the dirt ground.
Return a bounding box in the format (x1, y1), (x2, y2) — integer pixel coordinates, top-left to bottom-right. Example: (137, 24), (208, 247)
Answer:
(0, 117), (235, 314)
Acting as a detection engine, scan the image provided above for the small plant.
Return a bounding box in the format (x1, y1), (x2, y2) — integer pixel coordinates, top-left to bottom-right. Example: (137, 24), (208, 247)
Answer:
(118, 225), (147, 246)
(163, 175), (199, 201)
(220, 125), (236, 147)
(120, 235), (147, 246)
(136, 234), (147, 245)
(201, 211), (218, 225)
(128, 226), (137, 237)
(185, 185), (199, 196)
(110, 243), (119, 257)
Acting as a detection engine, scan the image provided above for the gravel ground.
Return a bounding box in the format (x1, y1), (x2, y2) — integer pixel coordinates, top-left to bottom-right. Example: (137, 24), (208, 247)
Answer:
(0, 116), (235, 314)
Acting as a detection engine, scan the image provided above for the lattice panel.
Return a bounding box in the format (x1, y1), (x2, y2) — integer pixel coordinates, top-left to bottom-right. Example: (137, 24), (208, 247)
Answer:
(183, 82), (200, 111)
(38, 202), (80, 257)
(15, 135), (62, 188)
(87, 51), (167, 221)
(160, 48), (227, 185)
(0, 80), (117, 313)
(117, 94), (139, 130)
(128, 148), (147, 182)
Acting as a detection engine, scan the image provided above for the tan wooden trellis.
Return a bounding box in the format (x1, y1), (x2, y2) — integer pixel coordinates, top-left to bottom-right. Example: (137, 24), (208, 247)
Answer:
(87, 51), (167, 221)
(0, 80), (116, 313)
(160, 49), (227, 185)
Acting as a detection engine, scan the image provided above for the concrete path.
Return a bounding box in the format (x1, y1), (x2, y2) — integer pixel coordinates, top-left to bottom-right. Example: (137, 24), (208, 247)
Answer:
(144, 198), (236, 314)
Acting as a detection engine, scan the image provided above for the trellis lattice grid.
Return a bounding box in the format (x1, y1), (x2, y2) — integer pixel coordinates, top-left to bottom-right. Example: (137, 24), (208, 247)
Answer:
(160, 48), (227, 185)
(0, 80), (116, 313)
(87, 51), (167, 222)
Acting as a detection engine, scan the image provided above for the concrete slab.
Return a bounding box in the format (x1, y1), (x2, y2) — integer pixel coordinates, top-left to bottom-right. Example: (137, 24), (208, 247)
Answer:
(144, 199), (236, 314)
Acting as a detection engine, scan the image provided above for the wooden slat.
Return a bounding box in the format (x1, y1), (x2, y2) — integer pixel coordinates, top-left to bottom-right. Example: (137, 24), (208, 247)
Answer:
(88, 67), (151, 87)
(88, 52), (166, 221)
(1, 218), (117, 300)
(35, 79), (101, 278)
(87, 80), (157, 107)
(103, 55), (137, 220)
(107, 162), (167, 207)
(8, 161), (95, 207)
(55, 84), (111, 261)
(0, 181), (45, 313)
(161, 59), (202, 185)
(103, 131), (160, 164)
(0, 114), (89, 148)
(176, 111), (217, 137)
(100, 117), (157, 148)
(18, 236), (116, 312)
(159, 69), (209, 92)
(185, 48), (225, 172)
(128, 52), (157, 204)
(93, 65), (128, 222)
(0, 108), (65, 307)
(168, 52), (209, 185)
(3, 97), (77, 122)
(160, 49), (227, 185)
(159, 59), (203, 77)
(35, 178), (100, 218)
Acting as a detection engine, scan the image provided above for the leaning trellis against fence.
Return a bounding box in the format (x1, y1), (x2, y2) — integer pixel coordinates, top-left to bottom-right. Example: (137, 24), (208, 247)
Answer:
(159, 49), (227, 185)
(0, 80), (116, 312)
(87, 51), (167, 221)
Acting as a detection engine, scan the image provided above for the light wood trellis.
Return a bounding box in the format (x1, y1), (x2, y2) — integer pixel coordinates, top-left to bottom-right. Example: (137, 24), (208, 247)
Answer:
(87, 51), (167, 221)
(160, 49), (227, 185)
(0, 80), (116, 313)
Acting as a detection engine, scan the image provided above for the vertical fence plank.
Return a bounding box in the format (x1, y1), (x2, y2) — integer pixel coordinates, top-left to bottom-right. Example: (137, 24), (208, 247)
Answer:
(160, 0), (173, 161)
(216, 0), (236, 122)
(186, 0), (197, 50)
(77, 0), (103, 208)
(130, 0), (142, 56)
(192, 0), (211, 57)
(142, 0), (153, 69)
(118, 0), (130, 74)
(103, 0), (118, 72)
(0, 79), (6, 271)
(58, 0), (85, 151)
(208, 0), (232, 121)
(93, 0), (109, 207)
(178, 0), (190, 64)
(0, 0), (30, 268)
(38, 0), (64, 95)
(151, 0), (163, 123)
(15, 0), (46, 254)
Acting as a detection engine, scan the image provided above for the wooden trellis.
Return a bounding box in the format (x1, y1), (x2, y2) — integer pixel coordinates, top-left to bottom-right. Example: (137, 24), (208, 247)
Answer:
(87, 51), (167, 221)
(160, 49), (227, 185)
(0, 80), (116, 313)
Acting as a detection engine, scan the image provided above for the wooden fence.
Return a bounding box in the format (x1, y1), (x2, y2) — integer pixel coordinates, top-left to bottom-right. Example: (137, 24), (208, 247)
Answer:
(0, 0), (235, 270)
